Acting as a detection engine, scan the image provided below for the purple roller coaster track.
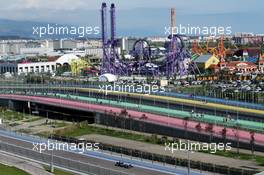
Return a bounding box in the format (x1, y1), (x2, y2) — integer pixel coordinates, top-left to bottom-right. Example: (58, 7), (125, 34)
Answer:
(100, 3), (127, 75)
(100, 3), (199, 78)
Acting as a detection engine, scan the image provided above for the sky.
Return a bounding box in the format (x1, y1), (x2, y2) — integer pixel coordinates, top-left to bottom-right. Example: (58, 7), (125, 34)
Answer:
(0, 0), (263, 36)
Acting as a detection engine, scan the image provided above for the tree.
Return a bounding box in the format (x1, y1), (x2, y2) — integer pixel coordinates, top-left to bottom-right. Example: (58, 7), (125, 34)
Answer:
(234, 123), (241, 154)
(56, 64), (71, 75)
(183, 116), (189, 139)
(195, 122), (202, 132)
(221, 127), (227, 151)
(120, 109), (128, 117)
(250, 131), (255, 155)
(70, 58), (90, 76)
(205, 123), (214, 142)
(195, 122), (202, 140)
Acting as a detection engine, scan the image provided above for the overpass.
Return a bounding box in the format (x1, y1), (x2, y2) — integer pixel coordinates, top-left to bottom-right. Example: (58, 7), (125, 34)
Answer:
(0, 84), (263, 118)
(0, 93), (263, 148)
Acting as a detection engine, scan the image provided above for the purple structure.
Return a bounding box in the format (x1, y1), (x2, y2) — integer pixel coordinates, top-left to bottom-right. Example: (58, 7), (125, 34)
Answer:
(100, 3), (195, 77)
(162, 34), (199, 77)
(110, 4), (116, 44)
(100, 3), (110, 74)
(165, 35), (187, 77)
(131, 39), (159, 75)
(132, 39), (151, 61)
(100, 3), (127, 75)
(101, 3), (108, 46)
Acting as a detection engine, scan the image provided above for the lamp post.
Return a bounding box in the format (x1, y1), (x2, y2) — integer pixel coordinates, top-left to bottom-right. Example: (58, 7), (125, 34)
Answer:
(50, 133), (54, 173)
(187, 144), (190, 175)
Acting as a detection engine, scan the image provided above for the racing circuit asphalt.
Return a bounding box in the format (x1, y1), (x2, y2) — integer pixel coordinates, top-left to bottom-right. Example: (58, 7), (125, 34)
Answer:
(0, 130), (204, 175)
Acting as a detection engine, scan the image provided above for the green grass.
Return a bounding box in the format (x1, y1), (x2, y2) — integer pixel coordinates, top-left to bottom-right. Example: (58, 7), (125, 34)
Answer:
(0, 108), (35, 122)
(55, 122), (168, 145)
(53, 169), (76, 175)
(0, 163), (30, 175)
(23, 117), (42, 123)
(201, 149), (264, 166)
(44, 165), (75, 175)
(50, 121), (68, 128)
(0, 110), (25, 121)
(17, 129), (32, 134)
(255, 156), (264, 166)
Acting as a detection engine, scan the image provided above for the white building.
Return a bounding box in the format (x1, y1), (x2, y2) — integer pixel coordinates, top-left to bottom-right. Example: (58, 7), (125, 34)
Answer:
(85, 48), (103, 57)
(18, 61), (56, 75)
(55, 54), (79, 66)
(99, 73), (117, 82)
(85, 47), (120, 57)
(147, 36), (169, 42)
(0, 40), (27, 54)
(18, 54), (79, 75)
(20, 47), (54, 57)
(64, 50), (86, 57)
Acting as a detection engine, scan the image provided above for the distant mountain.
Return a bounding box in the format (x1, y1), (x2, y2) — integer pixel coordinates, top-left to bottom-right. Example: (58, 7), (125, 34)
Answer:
(0, 35), (34, 40)
(0, 18), (100, 39)
(0, 18), (44, 39)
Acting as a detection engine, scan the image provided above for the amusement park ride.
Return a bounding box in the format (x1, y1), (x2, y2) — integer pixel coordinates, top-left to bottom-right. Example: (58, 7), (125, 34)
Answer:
(192, 36), (227, 59)
(100, 3), (199, 78)
(131, 39), (159, 75)
(100, 3), (128, 76)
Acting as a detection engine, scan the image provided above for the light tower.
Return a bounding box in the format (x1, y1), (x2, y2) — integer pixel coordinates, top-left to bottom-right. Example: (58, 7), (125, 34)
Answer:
(101, 3), (108, 46)
(171, 8), (176, 35)
(219, 36), (226, 62)
(100, 2), (110, 74)
(110, 3), (116, 44)
(110, 3), (117, 66)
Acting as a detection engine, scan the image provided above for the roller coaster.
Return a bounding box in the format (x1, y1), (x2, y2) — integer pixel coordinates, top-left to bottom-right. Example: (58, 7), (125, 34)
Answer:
(100, 3), (199, 77)
(192, 36), (228, 59)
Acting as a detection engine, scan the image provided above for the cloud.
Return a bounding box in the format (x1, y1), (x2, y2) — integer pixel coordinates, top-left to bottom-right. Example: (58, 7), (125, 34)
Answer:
(1, 0), (262, 11)
(0, 0), (263, 36)
(1, 0), (89, 10)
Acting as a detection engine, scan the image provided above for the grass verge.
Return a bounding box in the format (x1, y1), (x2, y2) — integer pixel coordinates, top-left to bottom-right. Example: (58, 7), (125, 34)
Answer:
(0, 163), (30, 175)
(44, 165), (75, 175)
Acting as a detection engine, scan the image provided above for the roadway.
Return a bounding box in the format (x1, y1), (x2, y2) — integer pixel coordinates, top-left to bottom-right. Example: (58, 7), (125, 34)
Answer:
(0, 85), (263, 117)
(0, 129), (203, 175)
(51, 93), (264, 132)
(2, 86), (264, 129)
(0, 94), (263, 146)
